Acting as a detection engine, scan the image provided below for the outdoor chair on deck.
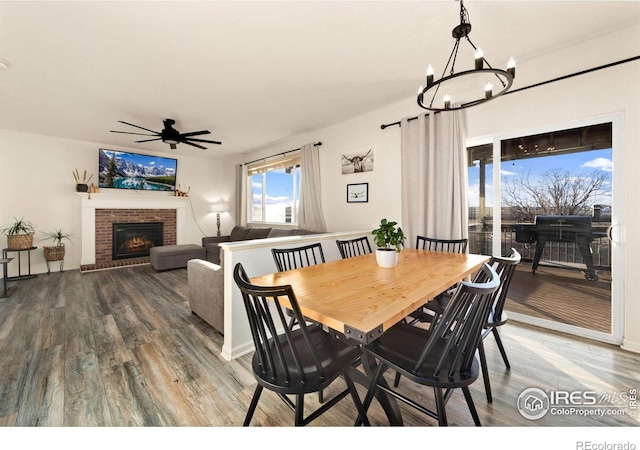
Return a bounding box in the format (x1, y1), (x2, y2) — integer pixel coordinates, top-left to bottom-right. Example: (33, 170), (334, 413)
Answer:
(336, 236), (372, 259)
(360, 263), (500, 426)
(233, 263), (368, 426)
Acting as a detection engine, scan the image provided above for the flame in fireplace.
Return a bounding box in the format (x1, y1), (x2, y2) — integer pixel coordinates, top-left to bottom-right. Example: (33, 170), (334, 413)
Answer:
(121, 236), (155, 253)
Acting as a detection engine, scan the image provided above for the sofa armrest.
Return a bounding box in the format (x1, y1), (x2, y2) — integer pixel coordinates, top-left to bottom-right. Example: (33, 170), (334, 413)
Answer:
(188, 259), (224, 334)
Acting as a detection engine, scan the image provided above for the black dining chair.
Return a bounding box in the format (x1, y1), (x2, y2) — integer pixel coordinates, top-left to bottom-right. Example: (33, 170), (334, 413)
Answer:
(423, 248), (522, 403)
(336, 236), (372, 259)
(272, 243), (326, 330)
(416, 236), (468, 253)
(233, 263), (369, 426)
(272, 242), (325, 273)
(359, 262), (500, 426)
(272, 242), (327, 402)
(407, 236), (469, 325)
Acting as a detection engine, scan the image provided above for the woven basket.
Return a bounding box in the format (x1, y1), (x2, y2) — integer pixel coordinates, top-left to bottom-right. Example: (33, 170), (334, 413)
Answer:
(44, 244), (65, 261)
(7, 233), (34, 250)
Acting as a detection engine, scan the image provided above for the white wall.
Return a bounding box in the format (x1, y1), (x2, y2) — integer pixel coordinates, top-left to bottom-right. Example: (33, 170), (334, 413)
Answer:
(220, 23), (640, 351)
(0, 130), (223, 275)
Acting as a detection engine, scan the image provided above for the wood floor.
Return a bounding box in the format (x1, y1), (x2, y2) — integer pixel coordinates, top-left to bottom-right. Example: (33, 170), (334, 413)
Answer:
(0, 264), (638, 432)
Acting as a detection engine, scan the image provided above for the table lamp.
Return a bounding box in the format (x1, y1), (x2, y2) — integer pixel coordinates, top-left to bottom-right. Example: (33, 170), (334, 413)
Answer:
(210, 203), (225, 236)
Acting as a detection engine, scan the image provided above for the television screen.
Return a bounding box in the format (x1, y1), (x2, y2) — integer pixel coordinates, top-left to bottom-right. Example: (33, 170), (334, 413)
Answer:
(98, 149), (177, 191)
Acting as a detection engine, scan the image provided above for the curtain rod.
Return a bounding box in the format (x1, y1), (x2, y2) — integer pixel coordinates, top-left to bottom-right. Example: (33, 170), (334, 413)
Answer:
(380, 55), (640, 130)
(243, 142), (322, 166)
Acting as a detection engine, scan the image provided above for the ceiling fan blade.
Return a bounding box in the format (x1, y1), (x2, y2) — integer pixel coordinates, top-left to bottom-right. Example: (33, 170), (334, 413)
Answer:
(111, 130), (158, 137)
(134, 138), (163, 143)
(184, 138), (222, 145)
(118, 120), (159, 134)
(180, 140), (207, 150)
(179, 130), (211, 138)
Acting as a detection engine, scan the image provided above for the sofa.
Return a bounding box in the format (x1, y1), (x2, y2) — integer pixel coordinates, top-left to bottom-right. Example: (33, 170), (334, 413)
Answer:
(202, 225), (315, 264)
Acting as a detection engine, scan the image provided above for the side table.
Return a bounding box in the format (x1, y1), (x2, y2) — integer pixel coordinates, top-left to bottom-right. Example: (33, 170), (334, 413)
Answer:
(0, 257), (13, 298)
(2, 247), (38, 281)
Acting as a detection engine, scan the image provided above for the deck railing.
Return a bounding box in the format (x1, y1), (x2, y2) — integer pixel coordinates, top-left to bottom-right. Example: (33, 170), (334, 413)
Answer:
(468, 226), (612, 270)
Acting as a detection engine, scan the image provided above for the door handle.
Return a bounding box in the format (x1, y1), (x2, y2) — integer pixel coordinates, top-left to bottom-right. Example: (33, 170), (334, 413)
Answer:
(606, 223), (620, 245)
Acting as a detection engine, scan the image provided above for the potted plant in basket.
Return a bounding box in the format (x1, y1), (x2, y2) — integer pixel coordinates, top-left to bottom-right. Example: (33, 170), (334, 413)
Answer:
(42, 229), (73, 273)
(1, 217), (36, 250)
(372, 218), (406, 268)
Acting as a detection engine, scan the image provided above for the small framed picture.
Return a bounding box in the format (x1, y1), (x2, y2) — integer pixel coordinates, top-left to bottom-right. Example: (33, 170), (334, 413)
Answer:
(347, 183), (368, 203)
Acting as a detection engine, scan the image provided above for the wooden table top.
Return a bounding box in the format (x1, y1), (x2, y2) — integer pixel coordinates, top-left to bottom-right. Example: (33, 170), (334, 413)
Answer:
(250, 249), (490, 343)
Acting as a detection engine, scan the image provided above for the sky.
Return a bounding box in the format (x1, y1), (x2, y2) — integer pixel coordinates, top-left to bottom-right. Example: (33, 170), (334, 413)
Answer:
(468, 148), (613, 208)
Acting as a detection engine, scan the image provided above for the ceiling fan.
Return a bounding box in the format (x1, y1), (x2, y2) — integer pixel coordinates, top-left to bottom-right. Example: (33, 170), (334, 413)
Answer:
(110, 118), (222, 150)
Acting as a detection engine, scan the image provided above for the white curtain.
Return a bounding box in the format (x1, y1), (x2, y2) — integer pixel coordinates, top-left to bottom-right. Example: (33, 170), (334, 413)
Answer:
(235, 163), (248, 227)
(401, 110), (468, 246)
(297, 143), (327, 232)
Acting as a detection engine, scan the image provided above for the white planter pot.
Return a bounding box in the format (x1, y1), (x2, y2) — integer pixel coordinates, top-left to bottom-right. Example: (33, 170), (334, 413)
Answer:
(376, 249), (398, 268)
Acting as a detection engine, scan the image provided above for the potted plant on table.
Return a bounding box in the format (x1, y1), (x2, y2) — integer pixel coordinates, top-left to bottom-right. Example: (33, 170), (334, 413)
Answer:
(42, 229), (73, 273)
(372, 218), (406, 268)
(1, 217), (36, 250)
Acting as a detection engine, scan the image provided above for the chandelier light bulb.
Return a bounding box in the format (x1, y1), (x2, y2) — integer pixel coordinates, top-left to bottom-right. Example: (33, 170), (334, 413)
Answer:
(426, 64), (434, 86)
(485, 82), (493, 99)
(418, 84), (424, 95)
(507, 57), (516, 77)
(474, 48), (484, 70)
(444, 93), (452, 109)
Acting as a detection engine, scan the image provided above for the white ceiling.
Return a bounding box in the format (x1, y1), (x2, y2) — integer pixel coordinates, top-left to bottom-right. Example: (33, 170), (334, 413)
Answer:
(1, 1), (639, 159)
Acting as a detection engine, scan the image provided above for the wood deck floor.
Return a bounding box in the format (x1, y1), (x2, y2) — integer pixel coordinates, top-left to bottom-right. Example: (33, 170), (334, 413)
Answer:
(0, 264), (637, 442)
(507, 263), (612, 333)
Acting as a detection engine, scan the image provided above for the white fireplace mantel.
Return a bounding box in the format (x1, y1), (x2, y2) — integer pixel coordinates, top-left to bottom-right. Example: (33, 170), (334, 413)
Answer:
(79, 193), (188, 266)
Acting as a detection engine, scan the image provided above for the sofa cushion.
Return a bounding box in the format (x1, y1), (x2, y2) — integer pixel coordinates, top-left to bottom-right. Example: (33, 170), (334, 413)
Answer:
(245, 227), (272, 240)
(267, 228), (296, 238)
(229, 226), (250, 241)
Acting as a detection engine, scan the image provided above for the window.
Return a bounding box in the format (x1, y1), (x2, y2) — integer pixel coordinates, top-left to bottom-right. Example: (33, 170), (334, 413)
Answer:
(248, 153), (301, 225)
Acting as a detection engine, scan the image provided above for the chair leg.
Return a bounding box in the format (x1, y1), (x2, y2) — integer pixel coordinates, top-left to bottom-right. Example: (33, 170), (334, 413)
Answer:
(318, 389), (324, 403)
(434, 388), (448, 426)
(294, 394), (304, 426)
(492, 327), (511, 369)
(462, 386), (481, 426)
(393, 372), (401, 387)
(478, 340), (493, 403)
(243, 385), (263, 426)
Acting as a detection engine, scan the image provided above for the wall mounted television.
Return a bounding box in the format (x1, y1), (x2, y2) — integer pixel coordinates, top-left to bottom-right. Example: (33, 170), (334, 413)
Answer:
(98, 149), (177, 191)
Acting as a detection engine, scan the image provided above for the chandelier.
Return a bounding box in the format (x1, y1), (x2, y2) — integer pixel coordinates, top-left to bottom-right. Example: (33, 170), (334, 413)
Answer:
(417, 0), (516, 112)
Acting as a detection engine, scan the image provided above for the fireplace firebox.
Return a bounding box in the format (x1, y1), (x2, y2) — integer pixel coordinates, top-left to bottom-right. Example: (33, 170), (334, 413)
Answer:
(112, 222), (163, 259)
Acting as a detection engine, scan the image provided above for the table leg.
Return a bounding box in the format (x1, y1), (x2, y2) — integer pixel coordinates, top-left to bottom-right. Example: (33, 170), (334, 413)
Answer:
(348, 352), (403, 425)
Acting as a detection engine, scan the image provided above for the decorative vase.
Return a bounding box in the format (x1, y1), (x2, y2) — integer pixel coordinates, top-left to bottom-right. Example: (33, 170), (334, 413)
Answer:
(376, 249), (398, 268)
(7, 233), (34, 250)
(76, 183), (89, 192)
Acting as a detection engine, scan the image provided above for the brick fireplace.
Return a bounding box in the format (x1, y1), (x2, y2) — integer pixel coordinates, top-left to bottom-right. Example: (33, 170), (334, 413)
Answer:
(79, 194), (188, 271)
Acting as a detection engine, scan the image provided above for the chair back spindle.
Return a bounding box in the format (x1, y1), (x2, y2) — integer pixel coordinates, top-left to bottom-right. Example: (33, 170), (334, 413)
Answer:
(336, 236), (372, 259)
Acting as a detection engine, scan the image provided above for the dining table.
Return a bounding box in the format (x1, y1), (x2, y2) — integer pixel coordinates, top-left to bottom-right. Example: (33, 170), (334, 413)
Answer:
(249, 248), (490, 425)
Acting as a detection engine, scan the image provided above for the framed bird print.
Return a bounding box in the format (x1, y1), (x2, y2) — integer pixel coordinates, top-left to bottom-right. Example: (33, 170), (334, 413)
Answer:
(347, 183), (368, 203)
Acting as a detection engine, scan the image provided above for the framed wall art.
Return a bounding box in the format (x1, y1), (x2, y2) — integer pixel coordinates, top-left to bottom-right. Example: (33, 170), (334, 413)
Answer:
(341, 145), (374, 174)
(347, 183), (368, 203)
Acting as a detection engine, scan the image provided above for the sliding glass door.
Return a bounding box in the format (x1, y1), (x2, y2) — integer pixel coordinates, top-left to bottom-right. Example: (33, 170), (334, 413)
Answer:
(468, 115), (623, 343)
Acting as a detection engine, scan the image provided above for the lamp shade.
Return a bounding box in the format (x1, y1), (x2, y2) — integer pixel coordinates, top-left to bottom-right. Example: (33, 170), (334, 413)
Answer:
(210, 203), (225, 213)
